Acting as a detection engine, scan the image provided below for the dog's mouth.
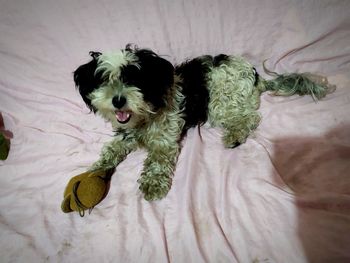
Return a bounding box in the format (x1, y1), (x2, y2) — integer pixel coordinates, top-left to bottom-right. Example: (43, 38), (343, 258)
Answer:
(115, 111), (132, 124)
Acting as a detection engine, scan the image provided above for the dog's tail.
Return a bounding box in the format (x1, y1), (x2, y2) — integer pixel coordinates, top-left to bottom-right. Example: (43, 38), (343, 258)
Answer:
(260, 63), (336, 101)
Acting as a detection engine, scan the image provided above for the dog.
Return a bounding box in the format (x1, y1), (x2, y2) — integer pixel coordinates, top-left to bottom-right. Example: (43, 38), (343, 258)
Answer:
(72, 44), (332, 201)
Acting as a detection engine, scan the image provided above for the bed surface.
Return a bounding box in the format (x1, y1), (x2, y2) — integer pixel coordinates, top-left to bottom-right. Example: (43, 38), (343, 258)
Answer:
(0, 0), (350, 262)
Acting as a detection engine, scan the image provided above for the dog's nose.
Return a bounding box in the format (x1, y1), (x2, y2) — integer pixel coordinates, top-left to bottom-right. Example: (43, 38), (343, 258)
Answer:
(112, 96), (126, 109)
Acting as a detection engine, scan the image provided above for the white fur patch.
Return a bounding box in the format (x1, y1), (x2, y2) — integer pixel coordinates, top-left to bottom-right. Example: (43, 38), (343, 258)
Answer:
(96, 50), (139, 83)
(207, 56), (258, 126)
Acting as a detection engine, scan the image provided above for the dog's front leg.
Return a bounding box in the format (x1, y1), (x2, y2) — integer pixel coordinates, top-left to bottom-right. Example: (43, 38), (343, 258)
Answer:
(61, 134), (137, 214)
(89, 134), (137, 176)
(138, 134), (181, 201)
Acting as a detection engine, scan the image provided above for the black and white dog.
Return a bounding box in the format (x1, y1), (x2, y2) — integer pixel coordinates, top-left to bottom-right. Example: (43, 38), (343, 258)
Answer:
(71, 44), (331, 201)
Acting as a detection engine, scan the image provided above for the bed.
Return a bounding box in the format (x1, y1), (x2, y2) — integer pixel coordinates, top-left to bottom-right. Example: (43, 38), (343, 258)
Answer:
(0, 0), (349, 262)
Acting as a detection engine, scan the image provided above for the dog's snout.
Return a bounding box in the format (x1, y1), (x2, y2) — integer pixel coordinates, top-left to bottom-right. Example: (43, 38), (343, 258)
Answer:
(112, 96), (126, 109)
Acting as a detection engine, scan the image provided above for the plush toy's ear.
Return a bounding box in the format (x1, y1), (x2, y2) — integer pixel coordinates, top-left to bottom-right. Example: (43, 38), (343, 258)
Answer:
(73, 52), (103, 112)
(121, 47), (174, 109)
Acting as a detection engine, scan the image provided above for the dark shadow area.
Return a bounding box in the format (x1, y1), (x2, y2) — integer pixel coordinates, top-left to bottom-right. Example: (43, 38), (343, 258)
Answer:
(270, 125), (350, 262)
(0, 112), (13, 160)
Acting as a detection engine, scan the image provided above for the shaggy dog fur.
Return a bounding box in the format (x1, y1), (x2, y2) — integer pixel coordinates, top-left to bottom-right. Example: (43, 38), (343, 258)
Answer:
(72, 45), (334, 201)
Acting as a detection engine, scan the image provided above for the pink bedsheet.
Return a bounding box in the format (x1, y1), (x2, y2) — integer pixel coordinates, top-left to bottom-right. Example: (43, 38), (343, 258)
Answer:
(0, 0), (349, 262)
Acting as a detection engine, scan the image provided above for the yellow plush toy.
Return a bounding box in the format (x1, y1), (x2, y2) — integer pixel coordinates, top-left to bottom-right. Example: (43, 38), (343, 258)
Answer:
(61, 170), (112, 216)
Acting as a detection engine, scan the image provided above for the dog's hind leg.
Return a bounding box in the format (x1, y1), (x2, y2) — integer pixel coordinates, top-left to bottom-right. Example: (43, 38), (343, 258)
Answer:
(207, 56), (261, 148)
(221, 109), (261, 148)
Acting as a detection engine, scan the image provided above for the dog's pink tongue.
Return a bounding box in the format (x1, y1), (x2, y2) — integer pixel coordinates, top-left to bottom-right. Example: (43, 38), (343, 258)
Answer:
(116, 111), (130, 122)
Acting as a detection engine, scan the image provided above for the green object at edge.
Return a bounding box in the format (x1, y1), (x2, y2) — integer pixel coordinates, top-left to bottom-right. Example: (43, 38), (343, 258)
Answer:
(0, 133), (10, 160)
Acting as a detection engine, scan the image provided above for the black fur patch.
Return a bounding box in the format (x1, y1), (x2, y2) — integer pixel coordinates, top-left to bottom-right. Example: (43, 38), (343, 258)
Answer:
(175, 54), (229, 131)
(73, 52), (103, 112)
(213, 54), (230, 66)
(120, 47), (174, 110)
(253, 67), (259, 86)
(175, 56), (211, 131)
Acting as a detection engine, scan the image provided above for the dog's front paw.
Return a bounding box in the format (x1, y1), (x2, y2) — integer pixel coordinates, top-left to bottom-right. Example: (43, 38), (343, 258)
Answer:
(138, 174), (172, 201)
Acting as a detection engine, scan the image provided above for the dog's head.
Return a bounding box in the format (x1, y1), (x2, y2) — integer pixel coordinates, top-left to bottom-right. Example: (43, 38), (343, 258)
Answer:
(73, 46), (174, 129)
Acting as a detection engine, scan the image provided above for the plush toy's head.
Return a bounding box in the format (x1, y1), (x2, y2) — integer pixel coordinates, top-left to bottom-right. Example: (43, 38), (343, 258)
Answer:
(73, 45), (175, 130)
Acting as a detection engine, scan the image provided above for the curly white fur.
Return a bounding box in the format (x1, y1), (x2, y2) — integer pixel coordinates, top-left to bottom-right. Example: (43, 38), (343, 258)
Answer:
(207, 56), (262, 147)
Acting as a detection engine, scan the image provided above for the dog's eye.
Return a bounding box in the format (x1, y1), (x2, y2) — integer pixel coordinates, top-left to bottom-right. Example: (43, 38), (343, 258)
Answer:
(120, 65), (140, 86)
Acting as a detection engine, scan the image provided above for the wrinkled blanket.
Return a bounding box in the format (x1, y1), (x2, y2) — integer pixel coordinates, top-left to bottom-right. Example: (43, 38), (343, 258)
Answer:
(0, 0), (349, 262)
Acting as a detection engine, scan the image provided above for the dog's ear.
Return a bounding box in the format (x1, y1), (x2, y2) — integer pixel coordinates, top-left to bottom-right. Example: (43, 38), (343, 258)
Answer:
(73, 52), (103, 112)
(121, 48), (174, 109)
